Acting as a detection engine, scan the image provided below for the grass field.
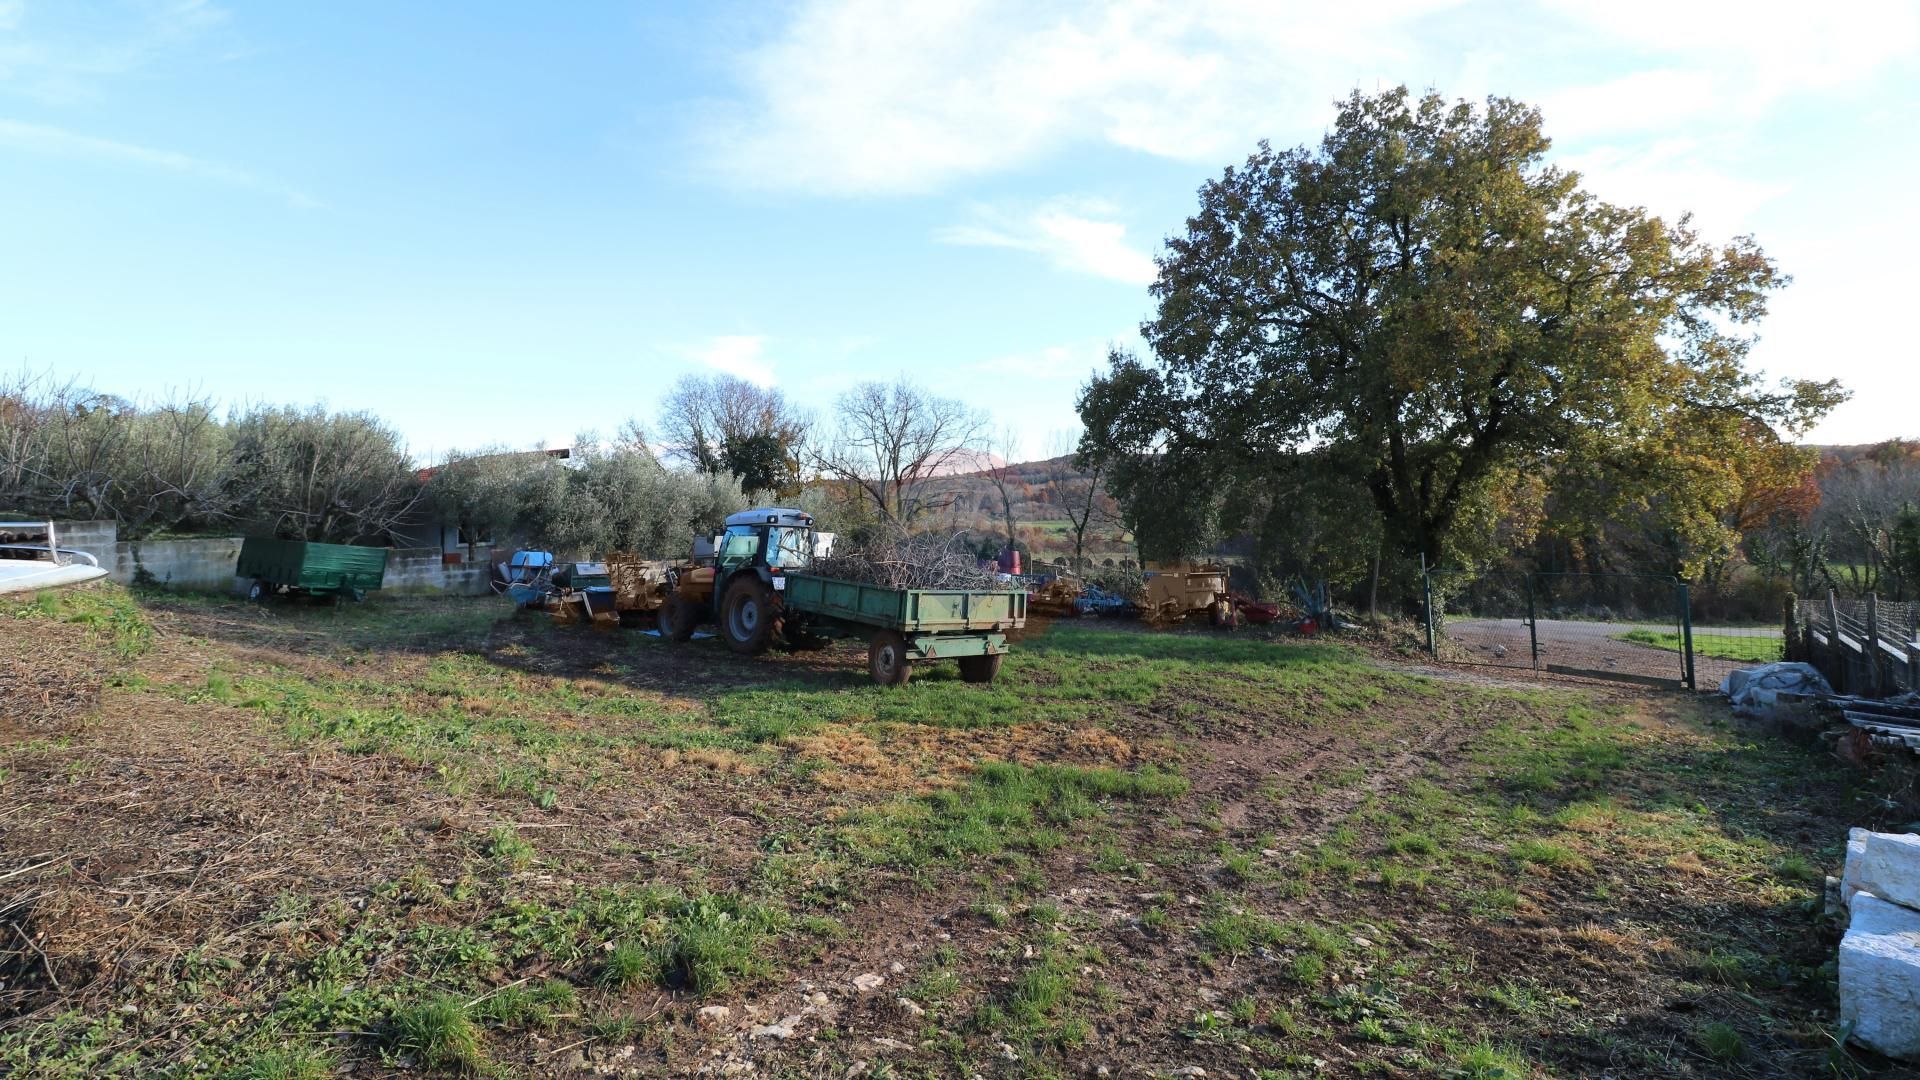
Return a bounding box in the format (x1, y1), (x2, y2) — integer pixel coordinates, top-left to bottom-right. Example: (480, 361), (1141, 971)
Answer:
(0, 587), (1903, 1078)
(1615, 629), (1785, 664)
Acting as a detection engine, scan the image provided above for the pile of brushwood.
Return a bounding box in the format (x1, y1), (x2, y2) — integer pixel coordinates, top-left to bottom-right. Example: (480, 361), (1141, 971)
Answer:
(809, 530), (1016, 591)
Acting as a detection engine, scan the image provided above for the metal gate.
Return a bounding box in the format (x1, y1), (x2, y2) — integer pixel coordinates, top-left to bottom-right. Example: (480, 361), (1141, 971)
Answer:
(1424, 568), (1703, 690)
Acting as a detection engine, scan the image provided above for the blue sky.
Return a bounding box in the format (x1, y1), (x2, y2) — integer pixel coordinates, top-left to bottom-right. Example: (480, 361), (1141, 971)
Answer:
(2, 1), (1916, 464)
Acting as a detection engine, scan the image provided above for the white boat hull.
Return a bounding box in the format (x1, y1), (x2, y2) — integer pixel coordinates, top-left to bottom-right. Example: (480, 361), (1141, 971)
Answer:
(0, 561), (110, 596)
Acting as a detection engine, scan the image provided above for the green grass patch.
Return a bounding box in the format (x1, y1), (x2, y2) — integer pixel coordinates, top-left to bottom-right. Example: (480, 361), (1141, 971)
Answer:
(384, 994), (483, 1072)
(838, 761), (1187, 868)
(1615, 628), (1781, 663)
(3, 584), (153, 657)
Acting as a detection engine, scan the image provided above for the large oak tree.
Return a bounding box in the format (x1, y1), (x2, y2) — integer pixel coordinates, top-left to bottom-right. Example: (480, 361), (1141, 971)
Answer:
(1079, 88), (1844, 581)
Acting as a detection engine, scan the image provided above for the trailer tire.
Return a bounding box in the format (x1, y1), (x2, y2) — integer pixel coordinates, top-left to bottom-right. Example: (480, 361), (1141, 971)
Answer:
(659, 595), (698, 642)
(247, 579), (271, 604)
(958, 653), (1002, 684)
(868, 631), (914, 686)
(721, 578), (777, 655)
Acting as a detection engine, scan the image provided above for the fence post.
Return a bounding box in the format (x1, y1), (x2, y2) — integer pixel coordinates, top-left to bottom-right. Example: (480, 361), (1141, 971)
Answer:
(1783, 594), (1800, 662)
(1526, 574), (1540, 671)
(1679, 580), (1696, 692)
(1866, 593), (1882, 697)
(1421, 553), (1435, 656)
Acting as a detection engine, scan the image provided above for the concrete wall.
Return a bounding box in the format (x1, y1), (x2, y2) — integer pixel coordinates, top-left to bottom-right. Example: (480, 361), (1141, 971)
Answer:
(54, 521), (492, 596)
(118, 536), (246, 592)
(385, 547), (493, 595)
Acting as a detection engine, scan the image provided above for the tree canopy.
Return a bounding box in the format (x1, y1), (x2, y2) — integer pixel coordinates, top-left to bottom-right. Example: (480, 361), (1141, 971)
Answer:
(657, 375), (809, 495)
(1080, 87), (1845, 588)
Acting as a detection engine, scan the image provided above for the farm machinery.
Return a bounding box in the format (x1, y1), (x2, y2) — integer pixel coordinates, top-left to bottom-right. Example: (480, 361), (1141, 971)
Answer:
(655, 507), (1026, 685)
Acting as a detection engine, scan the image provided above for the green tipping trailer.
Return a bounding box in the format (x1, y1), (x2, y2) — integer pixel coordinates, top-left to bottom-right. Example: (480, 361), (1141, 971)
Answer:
(778, 572), (1026, 686)
(237, 537), (388, 603)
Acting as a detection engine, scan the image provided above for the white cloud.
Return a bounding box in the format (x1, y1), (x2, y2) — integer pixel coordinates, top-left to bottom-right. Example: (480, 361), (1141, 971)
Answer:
(701, 0), (1919, 198)
(935, 197), (1158, 285)
(683, 335), (776, 388)
(975, 337), (1118, 381)
(0, 117), (317, 206)
(699, 0), (1456, 195)
(0, 0), (232, 104)
(1542, 0), (1919, 97)
(1557, 139), (1791, 235)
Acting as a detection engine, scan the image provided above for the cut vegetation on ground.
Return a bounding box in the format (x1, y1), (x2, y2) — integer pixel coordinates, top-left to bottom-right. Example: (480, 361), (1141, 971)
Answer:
(1, 587), (1909, 1078)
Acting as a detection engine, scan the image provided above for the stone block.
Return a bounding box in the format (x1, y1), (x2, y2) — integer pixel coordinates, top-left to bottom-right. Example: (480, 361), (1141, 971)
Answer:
(1841, 894), (1920, 1060)
(1849, 831), (1920, 913)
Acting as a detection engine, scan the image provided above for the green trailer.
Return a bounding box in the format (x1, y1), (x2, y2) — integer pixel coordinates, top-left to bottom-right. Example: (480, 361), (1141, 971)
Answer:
(779, 571), (1026, 685)
(237, 537), (388, 603)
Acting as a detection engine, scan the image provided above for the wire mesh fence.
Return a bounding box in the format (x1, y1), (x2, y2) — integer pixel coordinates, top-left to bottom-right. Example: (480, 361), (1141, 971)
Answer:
(1422, 569), (1801, 690)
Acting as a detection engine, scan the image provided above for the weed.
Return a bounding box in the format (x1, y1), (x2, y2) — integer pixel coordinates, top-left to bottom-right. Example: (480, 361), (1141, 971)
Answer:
(600, 942), (655, 989)
(1699, 1021), (1745, 1063)
(1455, 1039), (1531, 1079)
(385, 994), (483, 1072)
(1775, 853), (1821, 883)
(1199, 910), (1284, 958)
(1509, 839), (1584, 870)
(1386, 831), (1438, 857)
(485, 826), (535, 869)
(1287, 953), (1326, 984)
(226, 1046), (332, 1080)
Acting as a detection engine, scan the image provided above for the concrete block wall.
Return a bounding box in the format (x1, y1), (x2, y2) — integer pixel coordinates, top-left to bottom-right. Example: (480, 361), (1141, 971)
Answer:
(55, 520), (121, 575)
(118, 536), (247, 592)
(385, 548), (494, 595)
(53, 521), (493, 597)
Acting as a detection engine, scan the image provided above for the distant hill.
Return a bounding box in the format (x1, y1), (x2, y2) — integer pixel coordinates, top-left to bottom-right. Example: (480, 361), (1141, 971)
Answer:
(932, 454), (1131, 562)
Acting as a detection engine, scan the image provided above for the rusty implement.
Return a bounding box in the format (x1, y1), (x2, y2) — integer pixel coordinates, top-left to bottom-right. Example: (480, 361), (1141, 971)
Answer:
(1142, 566), (1232, 627)
(1028, 577), (1082, 617)
(605, 552), (672, 613)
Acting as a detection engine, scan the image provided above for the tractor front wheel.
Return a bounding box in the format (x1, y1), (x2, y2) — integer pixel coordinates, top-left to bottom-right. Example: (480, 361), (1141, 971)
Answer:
(957, 653), (1002, 684)
(721, 578), (778, 655)
(868, 631), (914, 686)
(658, 595), (698, 642)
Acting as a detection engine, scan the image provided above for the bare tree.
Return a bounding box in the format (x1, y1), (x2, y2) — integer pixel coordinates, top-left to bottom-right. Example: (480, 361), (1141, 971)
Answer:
(811, 378), (987, 527)
(658, 375), (809, 493)
(981, 427), (1024, 554)
(1047, 430), (1116, 572)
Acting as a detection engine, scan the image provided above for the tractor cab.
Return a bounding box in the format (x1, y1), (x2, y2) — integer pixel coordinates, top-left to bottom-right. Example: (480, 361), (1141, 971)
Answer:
(700, 508), (834, 575)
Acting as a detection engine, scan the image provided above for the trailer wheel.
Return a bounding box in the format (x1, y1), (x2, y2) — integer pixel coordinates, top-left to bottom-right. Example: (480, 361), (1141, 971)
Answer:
(247, 579), (271, 604)
(721, 578), (777, 655)
(958, 653), (1002, 684)
(868, 631), (914, 686)
(659, 595), (698, 642)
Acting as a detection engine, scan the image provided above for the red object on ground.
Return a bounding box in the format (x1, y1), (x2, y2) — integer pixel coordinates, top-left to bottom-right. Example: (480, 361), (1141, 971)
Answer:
(1295, 616), (1319, 636)
(1230, 594), (1280, 624)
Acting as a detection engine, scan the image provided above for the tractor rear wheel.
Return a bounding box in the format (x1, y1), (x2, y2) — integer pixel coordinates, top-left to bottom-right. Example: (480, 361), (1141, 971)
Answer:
(721, 578), (778, 655)
(658, 595), (698, 642)
(957, 653), (1002, 684)
(868, 631), (914, 686)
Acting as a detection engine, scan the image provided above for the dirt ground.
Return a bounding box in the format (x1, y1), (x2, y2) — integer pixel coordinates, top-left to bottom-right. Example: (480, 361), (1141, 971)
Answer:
(1437, 617), (1783, 689)
(1, 589), (1911, 1079)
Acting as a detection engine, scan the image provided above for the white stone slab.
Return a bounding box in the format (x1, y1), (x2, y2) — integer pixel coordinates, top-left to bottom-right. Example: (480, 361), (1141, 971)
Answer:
(1840, 894), (1920, 1061)
(1853, 832), (1920, 913)
(1843, 828), (1870, 911)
